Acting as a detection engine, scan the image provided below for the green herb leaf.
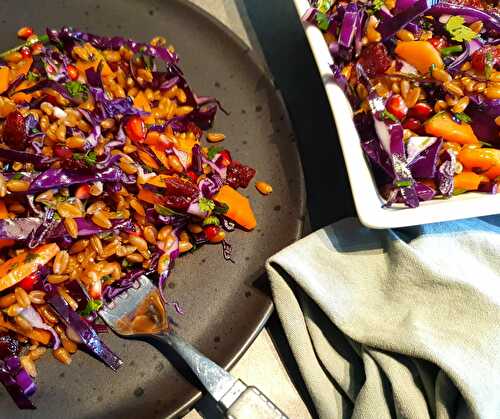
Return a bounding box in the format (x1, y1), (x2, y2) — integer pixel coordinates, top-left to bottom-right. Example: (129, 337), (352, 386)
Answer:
(371, 0), (384, 12)
(213, 202), (229, 215)
(202, 215), (220, 226)
(122, 259), (130, 268)
(84, 151), (97, 166)
(154, 204), (184, 217)
(98, 231), (114, 241)
(199, 197), (215, 213)
(53, 212), (61, 221)
(65, 81), (88, 99)
(79, 299), (103, 316)
(207, 146), (223, 160)
(24, 252), (39, 263)
(101, 274), (112, 282)
(27, 71), (40, 82)
(395, 180), (412, 188)
(11, 172), (24, 180)
(485, 51), (494, 80)
(445, 16), (478, 43)
(440, 45), (463, 57)
(454, 112), (471, 123)
(382, 109), (398, 123)
(315, 12), (330, 31)
(317, 0), (333, 13)
(429, 63), (437, 76)
(73, 153), (83, 161)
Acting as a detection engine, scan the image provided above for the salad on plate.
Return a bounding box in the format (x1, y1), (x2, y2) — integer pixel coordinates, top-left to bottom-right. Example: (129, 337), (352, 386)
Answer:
(0, 26), (264, 409)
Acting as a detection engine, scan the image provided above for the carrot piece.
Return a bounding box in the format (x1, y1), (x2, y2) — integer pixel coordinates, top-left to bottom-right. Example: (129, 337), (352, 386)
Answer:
(11, 92), (32, 104)
(0, 200), (8, 219)
(147, 174), (175, 188)
(0, 67), (10, 95)
(458, 147), (500, 175)
(137, 188), (164, 205)
(14, 79), (36, 92)
(454, 171), (487, 191)
(75, 60), (112, 77)
(425, 112), (479, 145)
(214, 185), (257, 230)
(14, 56), (33, 77)
(394, 41), (444, 74)
(137, 149), (160, 170)
(150, 145), (171, 169)
(133, 91), (151, 112)
(0, 315), (51, 345)
(0, 243), (60, 292)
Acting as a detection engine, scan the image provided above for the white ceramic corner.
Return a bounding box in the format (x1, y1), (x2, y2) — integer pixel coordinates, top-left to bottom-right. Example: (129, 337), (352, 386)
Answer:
(293, 0), (500, 229)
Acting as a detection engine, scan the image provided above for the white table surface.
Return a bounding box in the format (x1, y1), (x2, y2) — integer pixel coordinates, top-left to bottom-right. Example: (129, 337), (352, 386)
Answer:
(182, 1), (312, 418)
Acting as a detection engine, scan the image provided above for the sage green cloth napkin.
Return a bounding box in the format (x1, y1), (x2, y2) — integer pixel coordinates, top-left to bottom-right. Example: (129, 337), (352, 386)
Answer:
(266, 217), (500, 419)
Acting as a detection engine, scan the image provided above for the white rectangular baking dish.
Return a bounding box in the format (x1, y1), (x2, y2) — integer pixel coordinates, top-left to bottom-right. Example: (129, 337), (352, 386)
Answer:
(293, 0), (500, 229)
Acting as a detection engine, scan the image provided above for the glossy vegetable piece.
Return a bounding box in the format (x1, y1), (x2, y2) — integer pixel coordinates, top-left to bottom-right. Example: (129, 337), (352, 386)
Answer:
(138, 188), (164, 205)
(395, 41), (444, 74)
(0, 67), (10, 94)
(0, 243), (59, 292)
(147, 174), (175, 188)
(424, 112), (479, 144)
(458, 147), (500, 173)
(137, 149), (160, 170)
(0, 315), (51, 345)
(454, 171), (488, 191)
(214, 185), (256, 230)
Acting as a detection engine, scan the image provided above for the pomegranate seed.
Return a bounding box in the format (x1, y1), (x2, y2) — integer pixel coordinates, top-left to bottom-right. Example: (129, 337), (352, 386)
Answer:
(17, 26), (33, 40)
(402, 117), (421, 131)
(124, 116), (146, 143)
(53, 145), (73, 159)
(19, 272), (39, 292)
(67, 64), (79, 81)
(217, 150), (232, 167)
(30, 42), (43, 55)
(75, 184), (91, 200)
(20, 47), (31, 58)
(409, 103), (433, 121)
(386, 95), (408, 121)
(203, 225), (220, 241)
(428, 37), (447, 50)
(186, 171), (197, 182)
(471, 45), (500, 72)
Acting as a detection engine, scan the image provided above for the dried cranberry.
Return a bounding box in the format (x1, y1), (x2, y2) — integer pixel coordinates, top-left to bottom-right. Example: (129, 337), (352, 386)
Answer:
(226, 161), (256, 189)
(0, 334), (20, 359)
(162, 177), (199, 210)
(402, 117), (422, 131)
(358, 43), (391, 78)
(3, 111), (27, 150)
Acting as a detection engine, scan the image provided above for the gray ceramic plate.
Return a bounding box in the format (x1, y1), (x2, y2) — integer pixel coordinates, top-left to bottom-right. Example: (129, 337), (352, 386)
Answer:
(0, 1), (305, 418)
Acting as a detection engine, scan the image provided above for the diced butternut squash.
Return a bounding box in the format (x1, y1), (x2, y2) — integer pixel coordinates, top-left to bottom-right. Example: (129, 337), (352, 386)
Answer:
(0, 67), (10, 95)
(395, 41), (443, 74)
(75, 59), (112, 77)
(458, 147), (500, 173)
(214, 185), (257, 230)
(11, 92), (32, 104)
(425, 112), (479, 145)
(134, 91), (151, 112)
(454, 171), (487, 191)
(0, 243), (59, 292)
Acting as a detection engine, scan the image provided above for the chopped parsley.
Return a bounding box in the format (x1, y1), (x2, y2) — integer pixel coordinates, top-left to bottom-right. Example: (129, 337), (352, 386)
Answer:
(395, 180), (412, 188)
(445, 16), (477, 43)
(79, 299), (103, 316)
(440, 45), (463, 57)
(64, 81), (88, 99)
(315, 12), (330, 31)
(485, 51), (494, 79)
(381, 109), (398, 123)
(11, 173), (24, 180)
(53, 212), (61, 221)
(199, 197), (215, 213)
(371, 0), (384, 12)
(27, 71), (40, 82)
(317, 0), (333, 13)
(213, 202), (229, 215)
(122, 259), (130, 268)
(24, 252), (39, 263)
(203, 215), (220, 226)
(454, 112), (471, 123)
(154, 204), (184, 217)
(207, 146), (223, 160)
(73, 151), (97, 166)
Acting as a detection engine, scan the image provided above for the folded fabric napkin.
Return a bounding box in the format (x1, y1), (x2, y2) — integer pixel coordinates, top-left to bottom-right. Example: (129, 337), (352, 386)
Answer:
(266, 217), (500, 419)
